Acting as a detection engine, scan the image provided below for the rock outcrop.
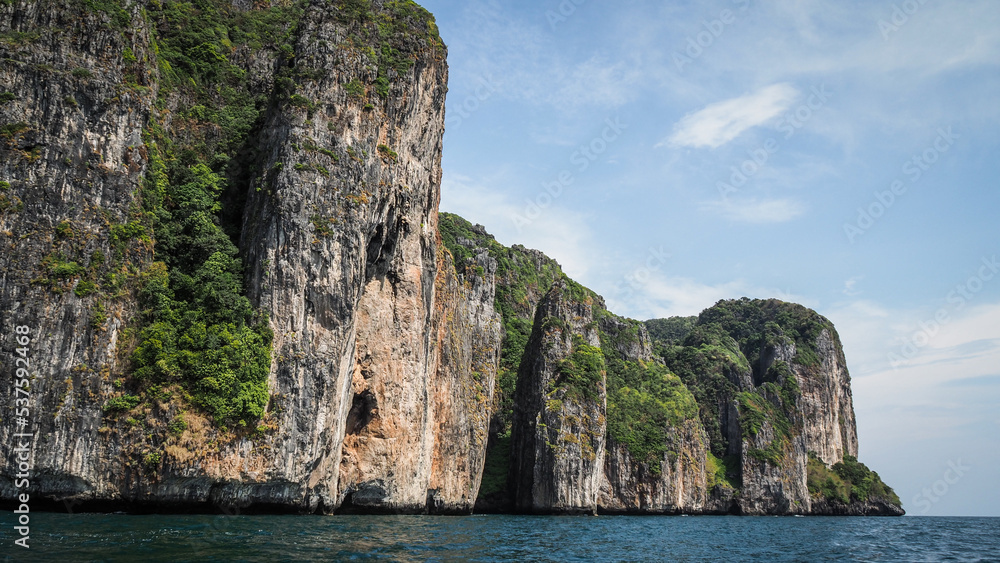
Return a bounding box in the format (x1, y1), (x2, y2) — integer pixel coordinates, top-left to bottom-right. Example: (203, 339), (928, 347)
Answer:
(426, 248), (501, 514)
(509, 280), (607, 514)
(0, 0), (901, 518)
(236, 0), (454, 513)
(598, 418), (710, 514)
(799, 329), (859, 466)
(595, 316), (711, 514)
(658, 299), (895, 515)
(0, 0), (497, 515)
(442, 215), (901, 516)
(0, 0), (160, 509)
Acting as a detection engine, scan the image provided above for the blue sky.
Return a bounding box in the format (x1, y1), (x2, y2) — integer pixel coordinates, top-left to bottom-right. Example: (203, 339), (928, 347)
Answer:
(418, 0), (1000, 517)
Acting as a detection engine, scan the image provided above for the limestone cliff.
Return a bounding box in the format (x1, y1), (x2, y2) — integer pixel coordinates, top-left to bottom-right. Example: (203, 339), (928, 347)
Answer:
(0, 0), (899, 518)
(509, 279), (607, 515)
(0, 0), (160, 509)
(0, 0), (498, 515)
(657, 299), (900, 515)
(438, 213), (563, 512)
(597, 316), (711, 514)
(598, 419), (710, 514)
(426, 247), (501, 514)
(440, 217), (901, 517)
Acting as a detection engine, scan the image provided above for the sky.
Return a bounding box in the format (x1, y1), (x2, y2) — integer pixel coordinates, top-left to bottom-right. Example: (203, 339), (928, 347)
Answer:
(418, 0), (1000, 517)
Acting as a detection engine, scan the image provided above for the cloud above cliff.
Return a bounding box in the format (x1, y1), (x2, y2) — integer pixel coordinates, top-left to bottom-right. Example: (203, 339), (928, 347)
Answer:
(661, 84), (799, 149)
(700, 198), (807, 224)
(607, 274), (813, 320)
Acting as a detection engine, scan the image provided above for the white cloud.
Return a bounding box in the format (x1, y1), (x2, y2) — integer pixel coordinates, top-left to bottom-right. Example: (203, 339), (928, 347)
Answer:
(662, 84), (800, 149)
(548, 55), (643, 108)
(642, 1), (1000, 148)
(843, 276), (864, 297)
(888, 303), (1000, 372)
(700, 198), (807, 224)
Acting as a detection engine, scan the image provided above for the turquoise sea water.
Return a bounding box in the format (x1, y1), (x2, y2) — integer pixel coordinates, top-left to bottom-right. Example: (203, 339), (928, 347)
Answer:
(1, 513), (998, 562)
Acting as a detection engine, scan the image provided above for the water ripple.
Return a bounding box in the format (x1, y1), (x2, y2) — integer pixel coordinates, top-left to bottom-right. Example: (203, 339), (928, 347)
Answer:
(2, 513), (998, 562)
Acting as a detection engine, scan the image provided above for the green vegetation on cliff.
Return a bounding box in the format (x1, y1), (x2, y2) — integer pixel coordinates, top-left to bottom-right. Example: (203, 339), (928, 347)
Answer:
(653, 299), (835, 458)
(332, 0), (443, 97)
(706, 451), (740, 490)
(695, 298), (839, 370)
(129, 157), (273, 426)
(808, 454), (901, 506)
(659, 325), (745, 458)
(604, 357), (699, 473)
(112, 0), (308, 427)
(554, 335), (606, 401)
(442, 214), (705, 479)
(439, 212), (562, 434)
(59, 0), (308, 428)
(598, 314), (701, 473)
(97, 0), (441, 428)
(645, 316), (697, 345)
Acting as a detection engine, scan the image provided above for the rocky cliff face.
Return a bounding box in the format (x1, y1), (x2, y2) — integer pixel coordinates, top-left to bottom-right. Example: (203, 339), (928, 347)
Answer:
(1, 0), (899, 518)
(799, 329), (859, 466)
(596, 316), (711, 514)
(437, 215), (902, 516)
(509, 279), (607, 514)
(426, 248), (501, 513)
(598, 419), (710, 514)
(658, 299), (894, 515)
(503, 280), (715, 516)
(236, 0), (454, 513)
(0, 0), (159, 509)
(0, 0), (498, 515)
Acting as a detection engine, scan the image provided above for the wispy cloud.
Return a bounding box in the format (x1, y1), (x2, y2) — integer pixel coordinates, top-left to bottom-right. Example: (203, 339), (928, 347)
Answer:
(945, 374), (1000, 388)
(843, 276), (864, 297)
(700, 198), (807, 224)
(662, 83), (800, 149)
(443, 1), (643, 113)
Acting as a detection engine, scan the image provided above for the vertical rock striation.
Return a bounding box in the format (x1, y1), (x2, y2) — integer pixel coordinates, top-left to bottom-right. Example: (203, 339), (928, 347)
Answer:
(236, 0), (450, 512)
(798, 329), (858, 466)
(0, 0), (157, 507)
(427, 247), (502, 513)
(599, 419), (710, 514)
(659, 299), (893, 515)
(509, 280), (607, 514)
(597, 317), (710, 514)
(1, 0), (500, 515)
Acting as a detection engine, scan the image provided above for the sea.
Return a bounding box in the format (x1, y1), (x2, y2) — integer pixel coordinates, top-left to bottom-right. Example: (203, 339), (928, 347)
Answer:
(1, 513), (998, 562)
